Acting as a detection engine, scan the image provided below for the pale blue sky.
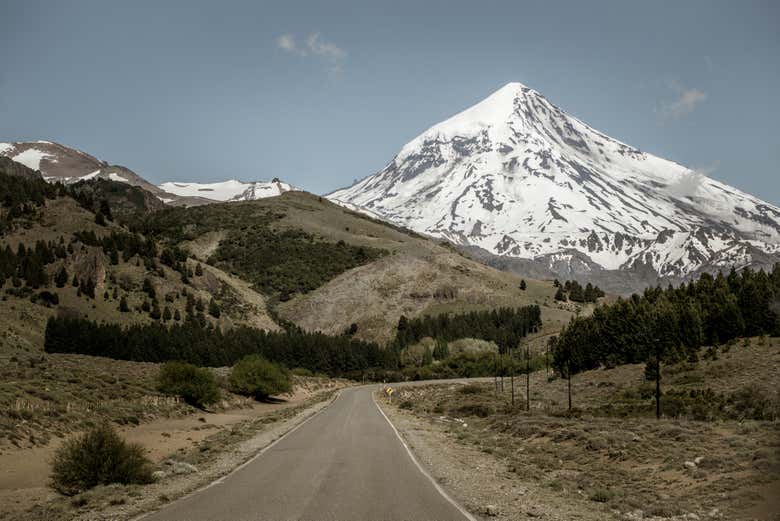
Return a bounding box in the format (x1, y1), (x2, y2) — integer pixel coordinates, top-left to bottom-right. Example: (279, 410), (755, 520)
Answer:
(1, 1), (778, 204)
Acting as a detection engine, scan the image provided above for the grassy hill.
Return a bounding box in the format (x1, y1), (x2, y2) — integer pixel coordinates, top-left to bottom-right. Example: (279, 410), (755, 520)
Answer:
(0, 177), (278, 355)
(134, 191), (581, 343)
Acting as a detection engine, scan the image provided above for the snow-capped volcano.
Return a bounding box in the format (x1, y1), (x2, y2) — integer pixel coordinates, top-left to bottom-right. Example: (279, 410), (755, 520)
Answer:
(329, 82), (780, 284)
(158, 179), (297, 202)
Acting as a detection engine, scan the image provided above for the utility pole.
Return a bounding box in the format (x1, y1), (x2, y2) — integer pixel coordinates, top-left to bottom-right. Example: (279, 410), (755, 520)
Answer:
(567, 359), (572, 412)
(510, 344), (515, 408)
(545, 340), (549, 376)
(494, 351), (498, 396)
(655, 338), (662, 420)
(526, 343), (531, 411)
(499, 352), (504, 393)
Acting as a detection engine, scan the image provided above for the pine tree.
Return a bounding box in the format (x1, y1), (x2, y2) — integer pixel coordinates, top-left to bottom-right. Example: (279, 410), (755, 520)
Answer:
(173, 309), (181, 321)
(195, 263), (203, 276)
(422, 346), (433, 366)
(208, 298), (221, 318)
(162, 306), (172, 321)
(72, 275), (79, 287)
(94, 212), (106, 226)
(142, 278), (156, 299)
(119, 296), (129, 312)
(554, 287), (567, 302)
(82, 278), (96, 299)
(54, 266), (69, 288)
(519, 279), (527, 291)
(99, 200), (113, 221)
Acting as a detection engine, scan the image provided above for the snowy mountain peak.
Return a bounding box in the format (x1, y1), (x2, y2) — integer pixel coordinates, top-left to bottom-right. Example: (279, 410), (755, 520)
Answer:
(0, 141), (297, 206)
(329, 83), (780, 288)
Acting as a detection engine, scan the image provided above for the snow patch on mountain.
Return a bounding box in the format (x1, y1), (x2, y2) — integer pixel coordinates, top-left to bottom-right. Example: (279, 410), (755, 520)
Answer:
(8, 147), (57, 171)
(158, 179), (297, 202)
(329, 82), (780, 280)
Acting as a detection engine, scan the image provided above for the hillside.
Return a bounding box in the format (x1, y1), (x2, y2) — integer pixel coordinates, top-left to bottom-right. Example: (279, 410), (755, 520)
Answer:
(135, 191), (578, 343)
(329, 82), (780, 294)
(0, 167), (278, 355)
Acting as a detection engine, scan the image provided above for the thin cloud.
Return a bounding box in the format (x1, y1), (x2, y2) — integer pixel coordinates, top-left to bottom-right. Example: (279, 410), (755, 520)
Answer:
(276, 32), (346, 72)
(658, 80), (707, 122)
(276, 34), (303, 55)
(306, 33), (346, 61)
(668, 161), (720, 199)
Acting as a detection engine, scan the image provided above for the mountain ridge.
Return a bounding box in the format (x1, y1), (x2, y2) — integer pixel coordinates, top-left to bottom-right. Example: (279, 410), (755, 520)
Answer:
(0, 141), (296, 206)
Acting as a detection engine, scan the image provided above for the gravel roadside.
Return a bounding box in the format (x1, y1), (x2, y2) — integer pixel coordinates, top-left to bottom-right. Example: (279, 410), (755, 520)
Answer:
(6, 387), (344, 521)
(377, 391), (618, 521)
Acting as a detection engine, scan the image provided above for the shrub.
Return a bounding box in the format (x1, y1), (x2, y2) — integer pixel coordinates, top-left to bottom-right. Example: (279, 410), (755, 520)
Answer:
(454, 403), (494, 417)
(589, 487), (614, 503)
(157, 361), (219, 408)
(50, 423), (152, 495)
(229, 355), (292, 401)
(458, 384), (483, 395)
(730, 385), (777, 421)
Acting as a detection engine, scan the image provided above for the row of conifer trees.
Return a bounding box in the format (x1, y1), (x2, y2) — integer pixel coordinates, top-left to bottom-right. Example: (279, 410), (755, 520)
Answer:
(553, 265), (780, 375)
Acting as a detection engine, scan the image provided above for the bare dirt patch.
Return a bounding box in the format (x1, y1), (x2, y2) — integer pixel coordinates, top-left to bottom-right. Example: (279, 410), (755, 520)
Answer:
(0, 379), (346, 521)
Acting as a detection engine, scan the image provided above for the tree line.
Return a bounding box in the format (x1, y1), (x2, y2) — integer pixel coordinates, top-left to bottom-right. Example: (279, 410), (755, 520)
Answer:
(553, 265), (780, 376)
(44, 316), (392, 377)
(394, 306), (542, 351)
(553, 279), (604, 303)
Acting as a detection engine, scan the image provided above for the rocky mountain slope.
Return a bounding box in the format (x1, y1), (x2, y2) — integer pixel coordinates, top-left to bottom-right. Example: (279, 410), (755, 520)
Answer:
(0, 141), (295, 206)
(328, 83), (780, 292)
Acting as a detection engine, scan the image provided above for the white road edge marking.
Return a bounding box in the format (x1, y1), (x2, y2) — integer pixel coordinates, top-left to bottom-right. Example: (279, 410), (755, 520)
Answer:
(133, 389), (342, 521)
(372, 390), (479, 521)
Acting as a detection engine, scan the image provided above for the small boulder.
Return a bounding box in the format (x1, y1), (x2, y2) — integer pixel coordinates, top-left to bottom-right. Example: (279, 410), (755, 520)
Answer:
(152, 470), (167, 481)
(165, 460), (198, 475)
(684, 460), (697, 469)
(484, 504), (499, 517)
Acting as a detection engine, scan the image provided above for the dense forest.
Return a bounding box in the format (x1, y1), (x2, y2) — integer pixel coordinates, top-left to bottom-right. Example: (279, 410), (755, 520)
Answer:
(44, 316), (392, 377)
(394, 306), (542, 351)
(553, 266), (780, 375)
(0, 169), (123, 231)
(211, 227), (383, 297)
(132, 203), (386, 298)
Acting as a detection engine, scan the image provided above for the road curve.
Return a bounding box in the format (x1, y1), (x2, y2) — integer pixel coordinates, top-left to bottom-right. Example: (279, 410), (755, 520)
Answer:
(142, 386), (472, 521)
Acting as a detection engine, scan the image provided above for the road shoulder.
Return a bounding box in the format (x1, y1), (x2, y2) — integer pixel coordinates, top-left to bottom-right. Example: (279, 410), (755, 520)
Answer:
(376, 389), (616, 521)
(5, 387), (343, 521)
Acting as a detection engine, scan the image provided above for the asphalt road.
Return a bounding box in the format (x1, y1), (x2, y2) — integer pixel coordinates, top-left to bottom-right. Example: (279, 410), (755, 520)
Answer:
(143, 386), (473, 521)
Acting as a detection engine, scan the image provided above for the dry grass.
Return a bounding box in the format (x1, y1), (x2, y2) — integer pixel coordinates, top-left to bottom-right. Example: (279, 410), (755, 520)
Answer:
(0, 353), (190, 450)
(388, 338), (780, 520)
